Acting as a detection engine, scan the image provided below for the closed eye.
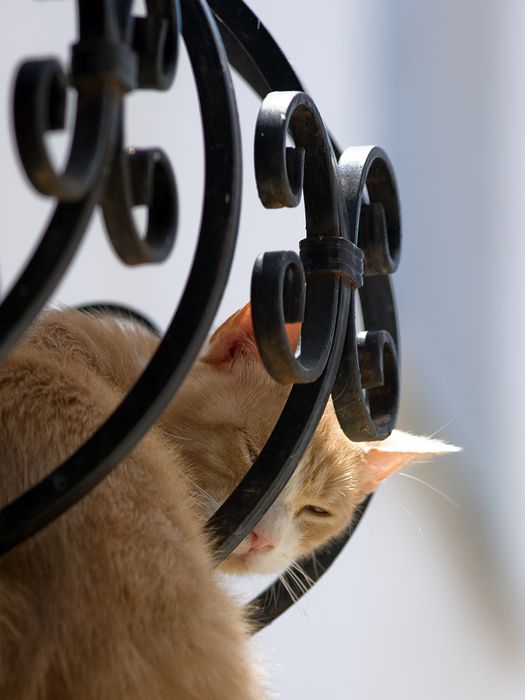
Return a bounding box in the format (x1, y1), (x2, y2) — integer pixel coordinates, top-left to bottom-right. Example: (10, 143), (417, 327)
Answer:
(301, 505), (331, 517)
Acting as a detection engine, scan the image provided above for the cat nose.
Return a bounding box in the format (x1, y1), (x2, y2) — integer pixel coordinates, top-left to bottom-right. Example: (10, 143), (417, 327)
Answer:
(247, 529), (277, 552)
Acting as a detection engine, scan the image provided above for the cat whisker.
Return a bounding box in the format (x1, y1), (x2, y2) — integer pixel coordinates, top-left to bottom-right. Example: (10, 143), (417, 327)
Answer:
(332, 380), (348, 404)
(398, 472), (461, 509)
(329, 475), (358, 496)
(289, 561), (316, 589)
(180, 472), (220, 513)
(427, 415), (458, 439)
(310, 553), (325, 578)
(291, 561), (315, 586)
(331, 473), (357, 486)
(188, 482), (216, 504)
(285, 567), (309, 596)
(278, 574), (298, 604)
(272, 582), (279, 608)
(402, 506), (425, 539)
(264, 586), (277, 607)
(157, 428), (192, 442)
(262, 585), (272, 609)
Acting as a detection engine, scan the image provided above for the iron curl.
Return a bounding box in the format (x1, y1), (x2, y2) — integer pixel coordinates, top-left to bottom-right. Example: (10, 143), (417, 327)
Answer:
(101, 0), (180, 264)
(252, 90), (348, 384)
(101, 142), (178, 265)
(1, 0), (132, 364)
(131, 0), (180, 90)
(333, 145), (401, 440)
(14, 1), (137, 202)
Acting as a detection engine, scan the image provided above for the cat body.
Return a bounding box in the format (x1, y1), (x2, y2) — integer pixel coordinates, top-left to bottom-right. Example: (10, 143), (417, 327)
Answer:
(0, 306), (454, 699)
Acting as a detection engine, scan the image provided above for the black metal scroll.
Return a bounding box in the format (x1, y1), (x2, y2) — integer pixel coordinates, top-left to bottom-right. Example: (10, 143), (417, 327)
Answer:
(206, 1), (401, 625)
(0, 0), (242, 552)
(1, 0), (402, 631)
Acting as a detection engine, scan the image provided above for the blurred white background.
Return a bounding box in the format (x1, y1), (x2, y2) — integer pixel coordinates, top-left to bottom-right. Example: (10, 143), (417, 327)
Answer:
(0, 1), (523, 698)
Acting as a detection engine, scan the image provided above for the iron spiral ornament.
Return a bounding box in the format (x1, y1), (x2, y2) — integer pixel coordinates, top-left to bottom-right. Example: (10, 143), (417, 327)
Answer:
(1, 0), (402, 631)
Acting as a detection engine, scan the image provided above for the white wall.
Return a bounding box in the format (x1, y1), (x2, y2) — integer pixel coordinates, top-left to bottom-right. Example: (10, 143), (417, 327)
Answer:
(1, 1), (524, 698)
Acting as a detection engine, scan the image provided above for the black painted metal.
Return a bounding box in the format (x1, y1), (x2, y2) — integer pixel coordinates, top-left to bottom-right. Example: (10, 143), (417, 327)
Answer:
(0, 0), (242, 554)
(78, 303), (160, 337)
(1, 0), (402, 632)
(205, 1), (401, 623)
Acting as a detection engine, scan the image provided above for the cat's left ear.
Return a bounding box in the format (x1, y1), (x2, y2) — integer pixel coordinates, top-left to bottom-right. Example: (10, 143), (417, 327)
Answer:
(360, 429), (461, 494)
(202, 302), (301, 367)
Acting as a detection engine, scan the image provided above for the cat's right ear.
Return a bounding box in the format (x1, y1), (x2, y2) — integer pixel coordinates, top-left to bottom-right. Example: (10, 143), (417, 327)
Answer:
(201, 302), (301, 368)
(359, 430), (461, 495)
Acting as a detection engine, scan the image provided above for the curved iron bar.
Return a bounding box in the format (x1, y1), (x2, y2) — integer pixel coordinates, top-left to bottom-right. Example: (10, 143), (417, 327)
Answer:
(205, 1), (401, 627)
(102, 0), (181, 265)
(249, 497), (371, 630)
(208, 0), (401, 415)
(0, 0), (127, 364)
(333, 146), (401, 442)
(101, 125), (179, 265)
(207, 285), (349, 559)
(77, 303), (160, 337)
(1, 0), (181, 362)
(251, 91), (344, 385)
(0, 0), (242, 555)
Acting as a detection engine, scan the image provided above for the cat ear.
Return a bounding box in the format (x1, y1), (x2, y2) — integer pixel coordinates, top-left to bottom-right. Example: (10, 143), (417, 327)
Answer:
(360, 429), (461, 495)
(202, 302), (301, 367)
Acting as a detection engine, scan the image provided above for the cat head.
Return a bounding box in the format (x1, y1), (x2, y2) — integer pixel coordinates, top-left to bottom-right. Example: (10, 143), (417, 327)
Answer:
(161, 303), (459, 575)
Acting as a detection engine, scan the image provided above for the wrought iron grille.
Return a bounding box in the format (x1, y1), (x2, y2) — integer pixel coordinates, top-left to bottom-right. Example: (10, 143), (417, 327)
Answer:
(0, 0), (401, 631)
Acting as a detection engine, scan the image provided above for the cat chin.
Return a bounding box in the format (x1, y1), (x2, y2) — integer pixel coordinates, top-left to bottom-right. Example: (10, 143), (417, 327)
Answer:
(221, 550), (292, 576)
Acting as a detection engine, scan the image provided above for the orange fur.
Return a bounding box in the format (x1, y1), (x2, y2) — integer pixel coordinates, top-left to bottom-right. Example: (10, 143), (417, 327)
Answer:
(0, 307), (456, 698)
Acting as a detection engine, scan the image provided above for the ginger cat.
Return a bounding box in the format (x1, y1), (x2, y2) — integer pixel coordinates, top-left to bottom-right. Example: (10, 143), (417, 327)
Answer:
(0, 304), (456, 699)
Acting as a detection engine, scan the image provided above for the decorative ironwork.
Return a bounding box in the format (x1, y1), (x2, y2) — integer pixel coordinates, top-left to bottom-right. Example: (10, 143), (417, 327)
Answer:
(0, 0), (401, 631)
